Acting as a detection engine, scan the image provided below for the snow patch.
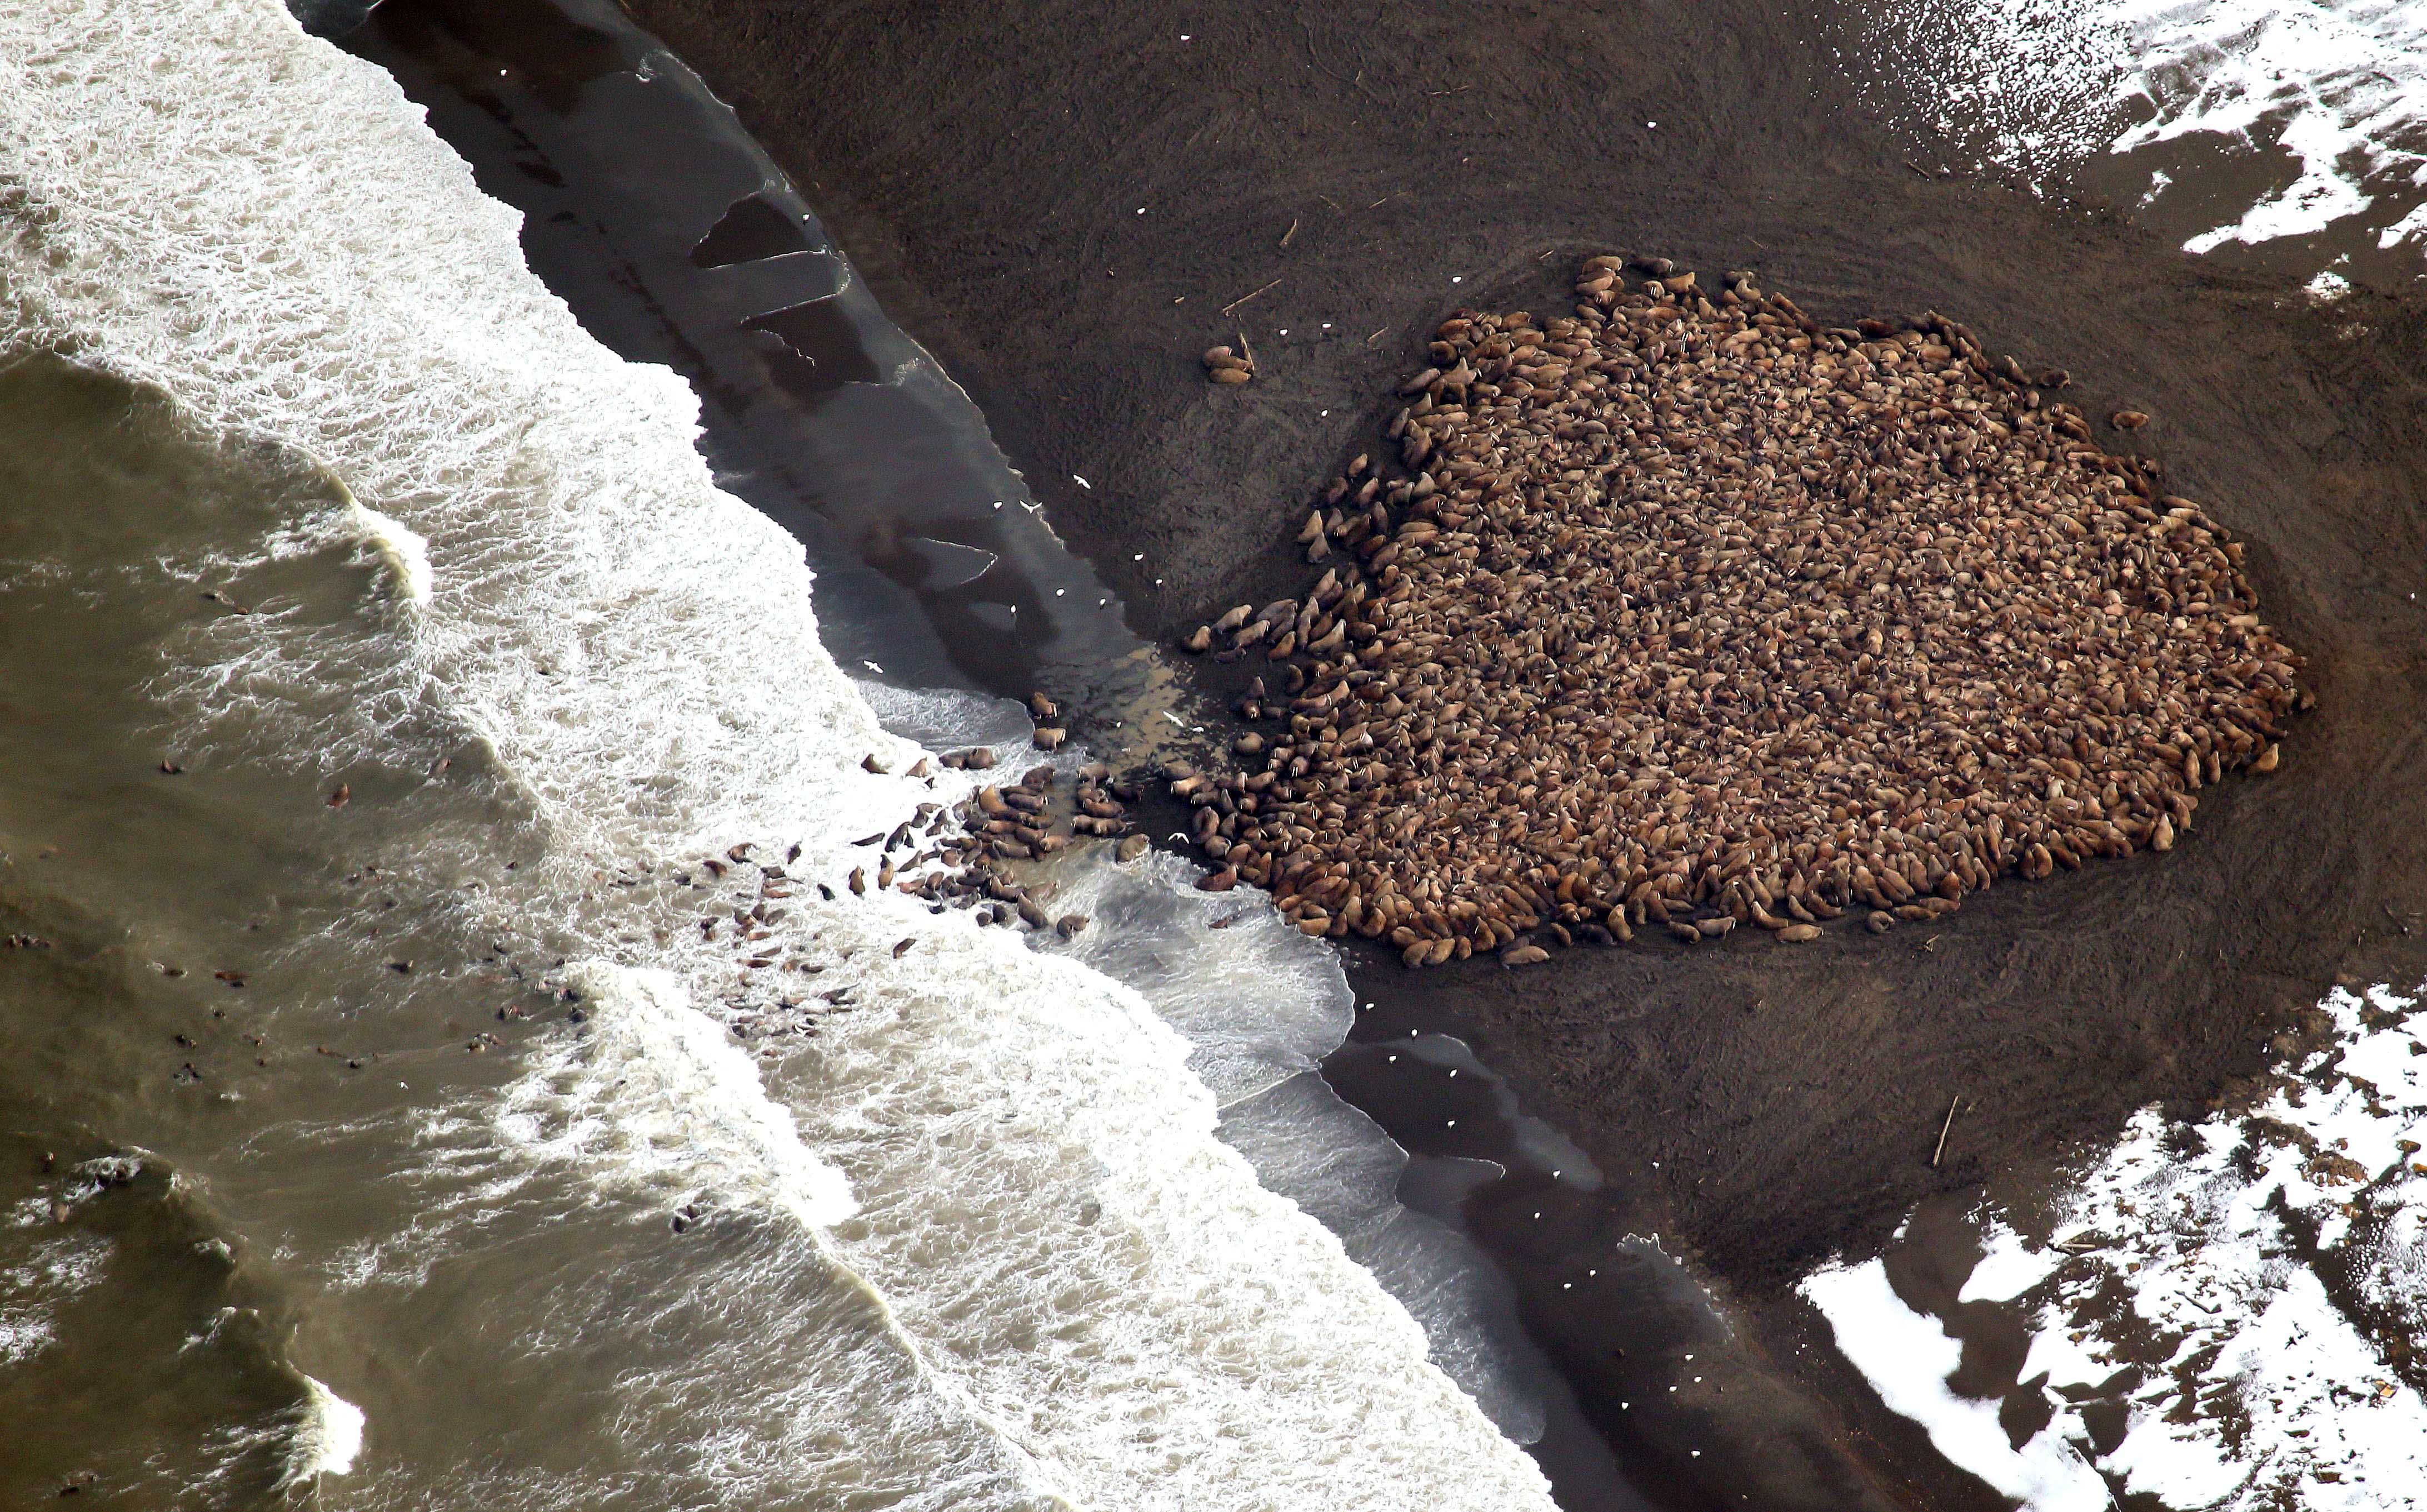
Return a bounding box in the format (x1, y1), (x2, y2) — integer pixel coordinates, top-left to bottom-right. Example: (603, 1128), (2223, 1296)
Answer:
(1806, 984), (2427, 1509)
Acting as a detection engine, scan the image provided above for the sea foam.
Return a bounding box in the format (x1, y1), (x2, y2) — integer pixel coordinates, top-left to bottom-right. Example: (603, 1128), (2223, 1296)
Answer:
(0, 2), (1555, 1505)
(281, 1375), (366, 1488)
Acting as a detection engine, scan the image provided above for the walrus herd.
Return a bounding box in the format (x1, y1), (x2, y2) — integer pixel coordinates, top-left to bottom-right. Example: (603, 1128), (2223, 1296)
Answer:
(1176, 254), (2307, 965)
(875, 740), (1135, 938)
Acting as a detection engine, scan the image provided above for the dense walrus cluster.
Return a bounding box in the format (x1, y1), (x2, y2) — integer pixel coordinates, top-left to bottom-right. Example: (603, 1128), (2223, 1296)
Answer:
(1177, 256), (2306, 965)
(859, 699), (1146, 938)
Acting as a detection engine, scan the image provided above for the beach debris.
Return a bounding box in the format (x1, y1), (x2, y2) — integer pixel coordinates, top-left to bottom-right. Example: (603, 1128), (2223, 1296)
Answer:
(1165, 254), (2303, 963)
(1221, 278), (1283, 317)
(1931, 1096), (1963, 1167)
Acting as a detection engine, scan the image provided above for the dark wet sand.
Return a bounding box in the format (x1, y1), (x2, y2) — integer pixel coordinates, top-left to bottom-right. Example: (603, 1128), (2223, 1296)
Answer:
(621, 0), (2427, 1502)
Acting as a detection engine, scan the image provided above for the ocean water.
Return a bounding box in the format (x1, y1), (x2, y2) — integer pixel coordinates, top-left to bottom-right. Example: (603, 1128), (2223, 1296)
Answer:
(0, 1), (1560, 1505)
(338, 0), (1639, 1487)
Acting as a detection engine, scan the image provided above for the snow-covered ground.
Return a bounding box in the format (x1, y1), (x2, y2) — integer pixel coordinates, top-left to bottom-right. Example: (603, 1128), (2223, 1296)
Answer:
(1805, 983), (2427, 1509)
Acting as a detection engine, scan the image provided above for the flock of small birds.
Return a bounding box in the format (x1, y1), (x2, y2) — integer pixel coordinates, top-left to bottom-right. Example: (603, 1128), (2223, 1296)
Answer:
(1166, 254), (2305, 966)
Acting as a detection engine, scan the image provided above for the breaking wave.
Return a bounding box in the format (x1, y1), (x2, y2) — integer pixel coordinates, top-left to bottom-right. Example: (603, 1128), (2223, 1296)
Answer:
(0, 1), (1555, 1505)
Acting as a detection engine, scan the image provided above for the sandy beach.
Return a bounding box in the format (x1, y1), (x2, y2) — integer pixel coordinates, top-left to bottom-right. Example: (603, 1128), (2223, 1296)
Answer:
(620, 0), (2427, 1500)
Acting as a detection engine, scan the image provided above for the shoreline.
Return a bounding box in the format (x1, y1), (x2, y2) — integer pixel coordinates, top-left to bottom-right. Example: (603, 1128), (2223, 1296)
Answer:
(338, 6), (1724, 1506)
(620, 0), (2427, 1250)
(619, 0), (2427, 1499)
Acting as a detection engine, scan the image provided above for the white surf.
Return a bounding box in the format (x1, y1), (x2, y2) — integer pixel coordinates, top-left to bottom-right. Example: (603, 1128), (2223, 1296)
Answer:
(0, 2), (1556, 1507)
